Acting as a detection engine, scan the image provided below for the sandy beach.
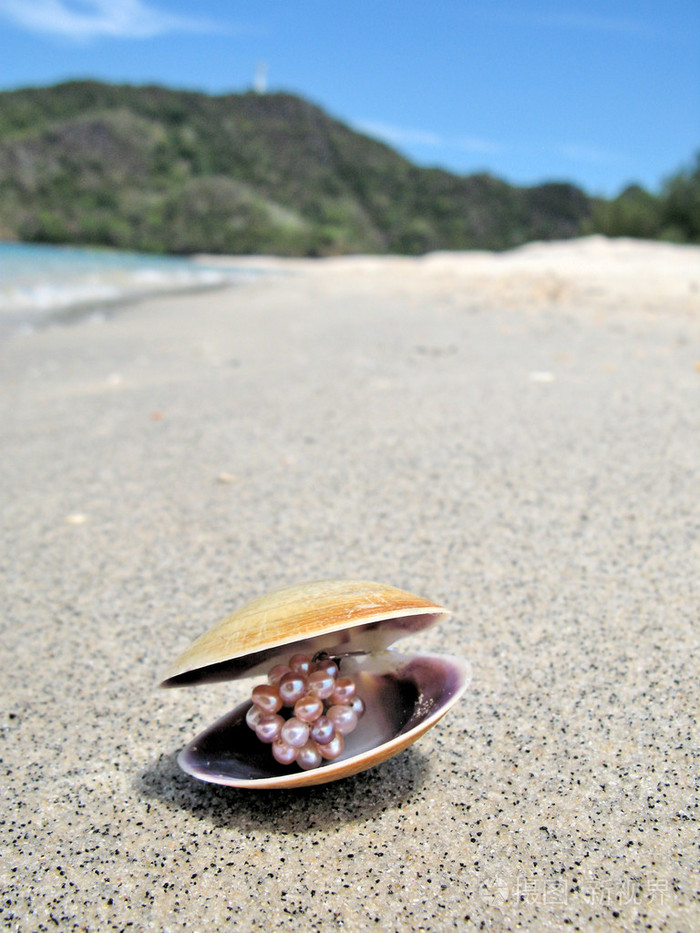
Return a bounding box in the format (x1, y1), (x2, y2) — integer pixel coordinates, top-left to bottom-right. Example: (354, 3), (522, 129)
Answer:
(2, 236), (699, 931)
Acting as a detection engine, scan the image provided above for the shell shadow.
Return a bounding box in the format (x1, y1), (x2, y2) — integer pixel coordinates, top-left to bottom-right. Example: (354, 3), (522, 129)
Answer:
(138, 747), (432, 831)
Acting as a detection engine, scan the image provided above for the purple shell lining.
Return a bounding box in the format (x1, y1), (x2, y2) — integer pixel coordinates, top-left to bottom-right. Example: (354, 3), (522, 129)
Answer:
(178, 653), (468, 786)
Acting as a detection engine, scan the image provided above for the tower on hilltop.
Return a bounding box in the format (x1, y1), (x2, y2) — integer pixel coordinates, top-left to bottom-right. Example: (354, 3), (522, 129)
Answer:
(253, 62), (268, 94)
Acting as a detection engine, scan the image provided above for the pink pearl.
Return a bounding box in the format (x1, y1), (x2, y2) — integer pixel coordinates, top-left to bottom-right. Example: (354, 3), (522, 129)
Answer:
(310, 716), (335, 745)
(294, 694), (323, 723)
(278, 672), (308, 706)
(349, 695), (365, 719)
(255, 714), (284, 744)
(313, 658), (338, 678)
(272, 738), (297, 765)
(331, 676), (356, 705)
(319, 733), (344, 760)
(267, 664), (291, 683)
(245, 704), (263, 730)
(307, 669), (335, 699)
(327, 704), (359, 735)
(289, 653), (313, 675)
(296, 741), (323, 770)
(280, 717), (310, 748)
(251, 683), (282, 714)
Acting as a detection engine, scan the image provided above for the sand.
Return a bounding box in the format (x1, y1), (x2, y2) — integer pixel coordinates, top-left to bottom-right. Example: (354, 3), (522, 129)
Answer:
(1, 236), (699, 931)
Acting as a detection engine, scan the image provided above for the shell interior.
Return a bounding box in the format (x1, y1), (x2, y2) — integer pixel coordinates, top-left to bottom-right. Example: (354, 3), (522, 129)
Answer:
(177, 651), (469, 789)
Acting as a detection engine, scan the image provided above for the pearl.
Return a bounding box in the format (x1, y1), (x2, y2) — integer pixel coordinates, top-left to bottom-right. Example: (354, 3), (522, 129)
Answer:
(307, 669), (335, 699)
(296, 741), (323, 770)
(280, 717), (310, 748)
(330, 676), (356, 705)
(272, 738), (297, 765)
(267, 664), (291, 683)
(327, 704), (359, 735)
(245, 704), (264, 730)
(313, 658), (338, 678)
(294, 694), (323, 723)
(278, 671), (308, 706)
(251, 683), (283, 714)
(251, 656), (364, 770)
(309, 715), (336, 745)
(255, 714), (284, 744)
(319, 733), (344, 760)
(289, 653), (313, 675)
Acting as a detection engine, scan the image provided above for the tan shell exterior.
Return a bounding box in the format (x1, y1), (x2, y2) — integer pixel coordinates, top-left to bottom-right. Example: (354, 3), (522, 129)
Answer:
(162, 578), (448, 686)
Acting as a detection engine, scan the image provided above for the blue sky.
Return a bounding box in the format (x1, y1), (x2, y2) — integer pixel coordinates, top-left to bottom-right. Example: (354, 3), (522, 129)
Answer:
(0, 0), (697, 196)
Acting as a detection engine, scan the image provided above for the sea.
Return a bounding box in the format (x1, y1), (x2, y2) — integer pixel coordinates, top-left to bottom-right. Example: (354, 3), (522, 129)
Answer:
(0, 241), (257, 337)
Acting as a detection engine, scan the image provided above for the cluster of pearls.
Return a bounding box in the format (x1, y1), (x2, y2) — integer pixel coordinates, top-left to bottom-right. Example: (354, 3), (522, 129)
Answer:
(245, 653), (365, 770)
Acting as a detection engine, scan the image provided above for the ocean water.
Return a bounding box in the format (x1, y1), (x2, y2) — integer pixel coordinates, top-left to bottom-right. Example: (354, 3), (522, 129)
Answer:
(0, 242), (254, 336)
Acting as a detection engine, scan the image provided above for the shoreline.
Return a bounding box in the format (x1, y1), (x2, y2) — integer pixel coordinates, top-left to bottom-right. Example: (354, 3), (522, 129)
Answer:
(3, 235), (699, 340)
(0, 243), (265, 339)
(196, 234), (700, 319)
(0, 273), (246, 340)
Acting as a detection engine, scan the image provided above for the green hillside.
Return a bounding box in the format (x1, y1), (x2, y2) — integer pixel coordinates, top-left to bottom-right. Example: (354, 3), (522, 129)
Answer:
(0, 80), (594, 255)
(0, 80), (695, 255)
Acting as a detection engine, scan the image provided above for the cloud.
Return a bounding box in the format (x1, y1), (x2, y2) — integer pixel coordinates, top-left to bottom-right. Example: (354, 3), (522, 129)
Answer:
(356, 120), (444, 148)
(0, 0), (221, 41)
(479, 7), (672, 41)
(456, 136), (504, 155)
(558, 143), (625, 166)
(532, 10), (666, 39)
(357, 120), (504, 157)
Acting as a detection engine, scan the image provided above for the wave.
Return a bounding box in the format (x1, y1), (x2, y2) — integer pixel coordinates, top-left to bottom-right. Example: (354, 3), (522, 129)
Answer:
(0, 242), (256, 336)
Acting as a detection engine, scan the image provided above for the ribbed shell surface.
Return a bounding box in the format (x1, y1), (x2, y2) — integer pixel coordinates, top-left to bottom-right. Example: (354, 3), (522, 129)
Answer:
(162, 579), (448, 686)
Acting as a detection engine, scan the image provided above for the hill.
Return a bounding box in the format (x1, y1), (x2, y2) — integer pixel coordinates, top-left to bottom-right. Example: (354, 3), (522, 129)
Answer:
(0, 79), (596, 255)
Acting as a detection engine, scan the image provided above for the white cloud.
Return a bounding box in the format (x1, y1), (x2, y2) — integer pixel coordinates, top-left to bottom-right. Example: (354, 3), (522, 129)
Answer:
(357, 120), (444, 148)
(357, 121), (506, 158)
(558, 143), (625, 165)
(456, 136), (504, 155)
(0, 0), (220, 41)
(478, 7), (670, 41)
(533, 10), (665, 39)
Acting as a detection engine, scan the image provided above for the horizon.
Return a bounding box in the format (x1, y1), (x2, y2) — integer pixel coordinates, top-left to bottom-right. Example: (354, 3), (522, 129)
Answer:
(0, 1), (697, 197)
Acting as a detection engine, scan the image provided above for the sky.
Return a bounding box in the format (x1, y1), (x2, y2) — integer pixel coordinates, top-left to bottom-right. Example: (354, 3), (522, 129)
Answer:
(0, 0), (697, 196)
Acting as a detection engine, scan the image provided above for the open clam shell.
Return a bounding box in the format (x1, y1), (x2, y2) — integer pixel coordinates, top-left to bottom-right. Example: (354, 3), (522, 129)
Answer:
(161, 580), (469, 788)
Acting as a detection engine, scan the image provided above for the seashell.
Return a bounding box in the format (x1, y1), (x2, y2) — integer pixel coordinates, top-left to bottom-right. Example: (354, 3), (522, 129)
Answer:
(161, 579), (469, 789)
